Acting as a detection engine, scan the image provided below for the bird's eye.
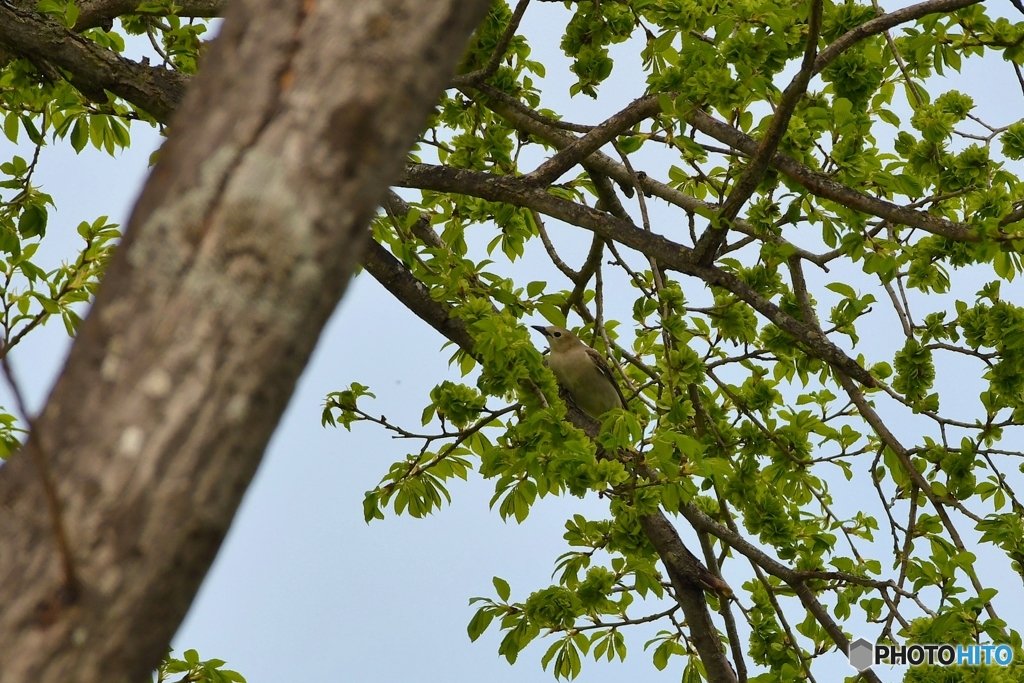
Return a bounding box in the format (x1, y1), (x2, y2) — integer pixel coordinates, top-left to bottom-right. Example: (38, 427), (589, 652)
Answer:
(553, 332), (562, 337)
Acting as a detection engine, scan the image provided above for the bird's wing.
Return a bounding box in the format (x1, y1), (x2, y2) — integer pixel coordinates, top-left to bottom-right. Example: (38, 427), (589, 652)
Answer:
(585, 346), (629, 409)
(682, 542), (734, 597)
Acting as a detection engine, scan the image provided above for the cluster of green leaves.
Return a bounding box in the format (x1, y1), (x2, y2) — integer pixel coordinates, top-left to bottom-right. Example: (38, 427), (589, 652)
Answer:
(466, 517), (673, 679)
(330, 0), (1024, 680)
(0, 211), (119, 457)
(0, 29), (135, 457)
(154, 649), (246, 683)
(120, 0), (209, 74)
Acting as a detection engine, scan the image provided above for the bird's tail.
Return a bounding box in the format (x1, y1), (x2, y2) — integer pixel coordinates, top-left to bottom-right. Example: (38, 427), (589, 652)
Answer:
(697, 570), (733, 598)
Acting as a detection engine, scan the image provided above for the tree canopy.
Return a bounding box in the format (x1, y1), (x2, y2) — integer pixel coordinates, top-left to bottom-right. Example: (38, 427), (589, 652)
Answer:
(3, 0), (1024, 681)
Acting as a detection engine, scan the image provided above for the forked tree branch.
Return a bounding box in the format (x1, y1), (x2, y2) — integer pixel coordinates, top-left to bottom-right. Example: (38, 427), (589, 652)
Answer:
(686, 109), (985, 242)
(474, 85), (995, 244)
(471, 84), (835, 266)
(451, 0), (531, 86)
(0, 3), (186, 122)
(693, 0), (822, 265)
(813, 0), (984, 74)
(527, 95), (663, 185)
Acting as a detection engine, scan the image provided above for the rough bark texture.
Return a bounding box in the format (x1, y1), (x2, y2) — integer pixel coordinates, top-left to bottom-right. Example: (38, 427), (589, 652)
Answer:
(0, 3), (187, 122)
(639, 515), (738, 683)
(0, 1), (491, 681)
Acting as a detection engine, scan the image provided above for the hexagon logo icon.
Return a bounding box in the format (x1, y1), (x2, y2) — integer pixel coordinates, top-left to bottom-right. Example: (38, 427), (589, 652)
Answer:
(849, 638), (874, 671)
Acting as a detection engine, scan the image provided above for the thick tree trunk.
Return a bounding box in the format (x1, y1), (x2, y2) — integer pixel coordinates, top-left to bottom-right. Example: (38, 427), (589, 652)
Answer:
(0, 1), (491, 681)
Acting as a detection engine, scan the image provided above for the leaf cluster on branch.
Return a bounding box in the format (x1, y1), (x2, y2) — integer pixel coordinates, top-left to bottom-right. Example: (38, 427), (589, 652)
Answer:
(355, 1), (1024, 680)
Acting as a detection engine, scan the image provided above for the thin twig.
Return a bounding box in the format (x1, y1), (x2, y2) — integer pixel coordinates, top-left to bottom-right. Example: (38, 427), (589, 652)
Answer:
(0, 351), (79, 600)
(451, 0), (532, 86)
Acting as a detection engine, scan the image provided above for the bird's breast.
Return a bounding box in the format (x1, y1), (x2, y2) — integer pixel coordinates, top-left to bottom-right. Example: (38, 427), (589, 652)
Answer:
(548, 349), (622, 419)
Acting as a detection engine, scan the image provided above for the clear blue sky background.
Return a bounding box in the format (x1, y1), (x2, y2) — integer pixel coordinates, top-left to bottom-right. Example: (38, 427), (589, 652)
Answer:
(3, 2), (1023, 681)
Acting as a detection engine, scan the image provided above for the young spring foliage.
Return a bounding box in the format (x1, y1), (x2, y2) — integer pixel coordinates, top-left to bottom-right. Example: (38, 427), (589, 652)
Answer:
(326, 0), (1024, 681)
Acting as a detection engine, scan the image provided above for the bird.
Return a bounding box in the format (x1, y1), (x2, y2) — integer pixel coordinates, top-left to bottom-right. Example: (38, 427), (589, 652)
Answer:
(532, 325), (627, 419)
(533, 324), (734, 598)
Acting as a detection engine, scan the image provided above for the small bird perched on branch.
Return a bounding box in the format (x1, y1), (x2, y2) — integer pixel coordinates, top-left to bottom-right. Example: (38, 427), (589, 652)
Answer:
(533, 324), (734, 598)
(532, 325), (627, 419)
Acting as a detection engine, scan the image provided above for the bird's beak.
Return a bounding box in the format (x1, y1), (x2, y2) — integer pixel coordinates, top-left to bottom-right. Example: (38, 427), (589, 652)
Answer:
(531, 325), (550, 337)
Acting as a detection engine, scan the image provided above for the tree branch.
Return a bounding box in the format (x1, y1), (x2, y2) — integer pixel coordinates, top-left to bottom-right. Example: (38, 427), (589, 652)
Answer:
(693, 0), (822, 265)
(687, 109), (985, 242)
(835, 372), (1006, 634)
(0, 3), (187, 123)
(361, 239), (477, 352)
(73, 0), (227, 31)
(363, 210), (740, 683)
(562, 233), (604, 314)
(0, 3), (188, 122)
(814, 0), (983, 75)
(639, 515), (738, 683)
(527, 95), (662, 185)
(451, 0), (531, 86)
(398, 163), (878, 387)
(676, 502), (884, 683)
(468, 83), (886, 264)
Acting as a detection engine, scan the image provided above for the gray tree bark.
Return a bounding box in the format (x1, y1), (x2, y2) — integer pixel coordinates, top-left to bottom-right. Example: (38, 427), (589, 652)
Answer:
(0, 1), (491, 681)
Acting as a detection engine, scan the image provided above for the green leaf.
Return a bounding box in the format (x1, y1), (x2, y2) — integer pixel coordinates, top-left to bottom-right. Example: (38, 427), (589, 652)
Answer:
(70, 119), (88, 153)
(617, 135), (643, 153)
(527, 280), (547, 298)
(64, 0), (79, 27)
(467, 606), (495, 642)
(825, 282), (857, 298)
(541, 639), (561, 671)
(89, 115), (106, 150)
(37, 295), (60, 315)
(878, 109), (901, 126)
(18, 204), (47, 239)
(493, 576), (511, 601)
(20, 115), (42, 145)
(3, 113), (18, 144)
(832, 97), (853, 128)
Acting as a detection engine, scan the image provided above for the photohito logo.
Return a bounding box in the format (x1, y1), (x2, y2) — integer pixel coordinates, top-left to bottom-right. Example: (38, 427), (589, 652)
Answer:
(848, 638), (1014, 671)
